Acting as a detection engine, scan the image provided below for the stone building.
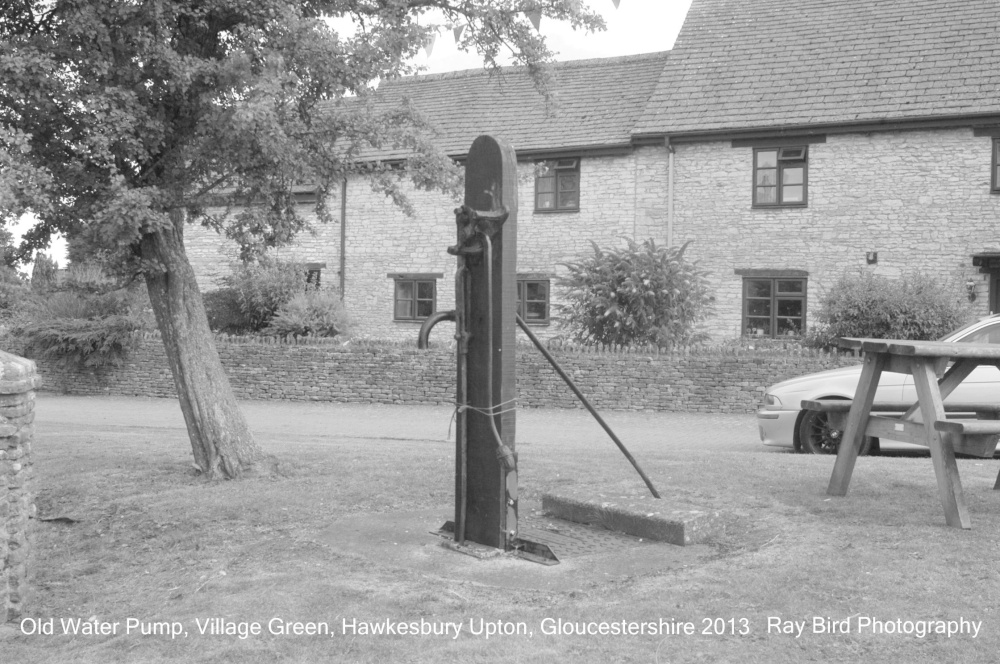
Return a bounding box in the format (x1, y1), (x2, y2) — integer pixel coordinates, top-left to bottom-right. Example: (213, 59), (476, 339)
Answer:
(632, 0), (1000, 339)
(185, 52), (670, 342)
(186, 0), (1000, 342)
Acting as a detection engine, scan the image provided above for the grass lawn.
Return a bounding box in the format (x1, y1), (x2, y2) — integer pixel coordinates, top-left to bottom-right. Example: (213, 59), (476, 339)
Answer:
(3, 404), (1000, 663)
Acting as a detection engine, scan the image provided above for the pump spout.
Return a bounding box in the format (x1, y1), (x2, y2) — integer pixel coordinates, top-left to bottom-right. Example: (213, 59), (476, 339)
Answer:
(417, 310), (456, 349)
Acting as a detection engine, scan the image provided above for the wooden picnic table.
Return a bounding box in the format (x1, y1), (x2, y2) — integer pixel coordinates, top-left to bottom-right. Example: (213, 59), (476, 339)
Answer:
(826, 338), (1000, 529)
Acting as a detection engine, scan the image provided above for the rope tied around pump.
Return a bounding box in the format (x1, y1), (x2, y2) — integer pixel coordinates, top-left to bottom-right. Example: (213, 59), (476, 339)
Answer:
(455, 397), (519, 420)
(447, 398), (519, 472)
(448, 206), (517, 474)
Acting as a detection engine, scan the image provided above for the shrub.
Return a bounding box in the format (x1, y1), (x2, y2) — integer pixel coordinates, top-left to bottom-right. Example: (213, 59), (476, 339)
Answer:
(806, 271), (969, 348)
(0, 266), (30, 325)
(30, 252), (59, 291)
(264, 290), (351, 338)
(203, 287), (252, 335)
(557, 238), (713, 347)
(61, 263), (117, 293)
(17, 288), (149, 368)
(221, 258), (309, 331)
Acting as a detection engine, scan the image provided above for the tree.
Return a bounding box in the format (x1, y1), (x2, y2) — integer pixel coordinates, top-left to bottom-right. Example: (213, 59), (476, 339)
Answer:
(0, 0), (604, 478)
(558, 238), (714, 347)
(0, 126), (49, 219)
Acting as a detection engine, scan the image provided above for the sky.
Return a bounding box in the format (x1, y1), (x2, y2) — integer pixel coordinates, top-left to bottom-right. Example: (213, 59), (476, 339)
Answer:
(17, 0), (693, 269)
(413, 0), (692, 73)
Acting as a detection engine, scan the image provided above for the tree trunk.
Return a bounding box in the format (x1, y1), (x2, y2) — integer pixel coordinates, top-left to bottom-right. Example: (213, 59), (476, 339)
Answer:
(141, 210), (262, 479)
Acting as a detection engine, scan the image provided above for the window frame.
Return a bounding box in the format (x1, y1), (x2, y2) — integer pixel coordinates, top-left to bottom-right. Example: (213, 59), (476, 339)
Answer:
(534, 158), (580, 213)
(516, 277), (551, 325)
(741, 276), (808, 338)
(992, 138), (1000, 194)
(305, 262), (325, 289)
(389, 273), (440, 322)
(752, 146), (808, 208)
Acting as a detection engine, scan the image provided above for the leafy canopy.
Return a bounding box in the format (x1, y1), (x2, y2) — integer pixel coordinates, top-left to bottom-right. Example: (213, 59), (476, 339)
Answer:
(0, 0), (604, 266)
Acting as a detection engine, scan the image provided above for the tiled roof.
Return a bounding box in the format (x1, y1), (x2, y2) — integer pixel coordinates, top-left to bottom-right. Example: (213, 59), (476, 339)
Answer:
(634, 0), (1000, 136)
(371, 51), (669, 158)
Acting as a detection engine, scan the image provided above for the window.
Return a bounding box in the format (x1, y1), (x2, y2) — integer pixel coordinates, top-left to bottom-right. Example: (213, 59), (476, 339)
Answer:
(743, 277), (806, 337)
(535, 159), (579, 212)
(517, 278), (550, 324)
(993, 139), (1000, 193)
(305, 262), (325, 289)
(391, 275), (438, 321)
(753, 147), (807, 206)
(293, 190), (317, 205)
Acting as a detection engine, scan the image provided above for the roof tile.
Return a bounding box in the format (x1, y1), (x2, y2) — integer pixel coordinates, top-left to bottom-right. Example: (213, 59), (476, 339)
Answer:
(634, 0), (1000, 135)
(371, 52), (669, 158)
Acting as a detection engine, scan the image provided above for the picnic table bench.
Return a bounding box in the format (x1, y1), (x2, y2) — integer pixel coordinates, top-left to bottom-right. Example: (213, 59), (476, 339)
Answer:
(802, 399), (1000, 458)
(820, 338), (1000, 529)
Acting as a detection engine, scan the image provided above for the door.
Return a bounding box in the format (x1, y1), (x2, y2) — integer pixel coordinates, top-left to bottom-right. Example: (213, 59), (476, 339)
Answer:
(991, 272), (1000, 314)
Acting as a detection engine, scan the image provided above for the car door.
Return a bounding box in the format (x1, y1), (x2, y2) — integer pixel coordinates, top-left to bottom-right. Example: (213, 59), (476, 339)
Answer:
(899, 321), (1000, 403)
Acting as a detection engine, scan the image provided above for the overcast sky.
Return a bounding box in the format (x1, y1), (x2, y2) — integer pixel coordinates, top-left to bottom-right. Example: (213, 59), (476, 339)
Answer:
(417, 0), (692, 73)
(25, 0), (693, 268)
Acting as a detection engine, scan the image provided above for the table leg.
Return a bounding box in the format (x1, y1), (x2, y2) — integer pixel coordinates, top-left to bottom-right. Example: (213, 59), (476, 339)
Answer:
(987, 361), (1000, 492)
(828, 352), (885, 496)
(912, 357), (971, 529)
(901, 358), (977, 421)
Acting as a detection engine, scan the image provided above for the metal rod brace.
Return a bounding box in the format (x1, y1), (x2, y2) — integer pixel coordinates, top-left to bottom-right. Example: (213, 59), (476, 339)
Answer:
(516, 315), (662, 499)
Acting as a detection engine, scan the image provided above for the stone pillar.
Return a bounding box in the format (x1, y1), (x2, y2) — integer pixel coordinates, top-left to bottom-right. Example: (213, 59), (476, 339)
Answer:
(0, 351), (40, 622)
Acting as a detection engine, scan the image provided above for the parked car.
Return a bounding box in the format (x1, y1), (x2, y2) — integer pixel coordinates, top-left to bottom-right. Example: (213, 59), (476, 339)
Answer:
(757, 315), (1000, 454)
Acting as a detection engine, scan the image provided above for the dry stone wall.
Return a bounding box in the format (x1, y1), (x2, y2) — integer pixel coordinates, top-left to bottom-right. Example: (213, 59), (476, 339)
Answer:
(0, 351), (40, 623)
(32, 334), (858, 414)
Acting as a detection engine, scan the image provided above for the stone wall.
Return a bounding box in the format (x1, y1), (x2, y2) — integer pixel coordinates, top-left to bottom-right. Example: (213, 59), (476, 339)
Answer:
(33, 334), (859, 414)
(0, 351), (40, 622)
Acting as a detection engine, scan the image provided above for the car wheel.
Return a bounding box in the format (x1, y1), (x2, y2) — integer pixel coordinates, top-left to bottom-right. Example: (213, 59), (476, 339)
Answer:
(798, 409), (873, 455)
